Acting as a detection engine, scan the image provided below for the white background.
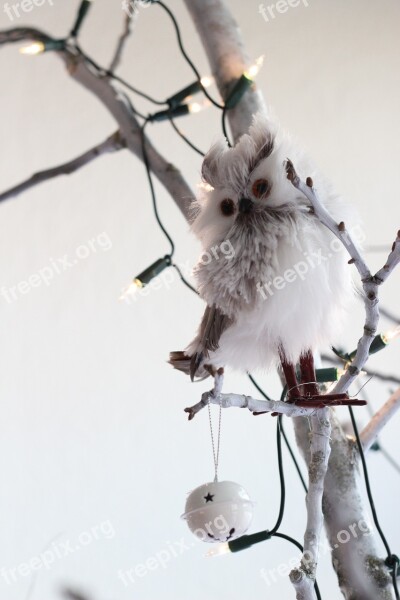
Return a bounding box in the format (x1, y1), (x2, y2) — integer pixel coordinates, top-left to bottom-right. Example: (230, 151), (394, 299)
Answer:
(0, 1), (399, 598)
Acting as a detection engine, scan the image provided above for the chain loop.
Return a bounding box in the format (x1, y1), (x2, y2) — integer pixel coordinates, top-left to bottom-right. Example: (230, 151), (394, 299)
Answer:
(208, 393), (222, 482)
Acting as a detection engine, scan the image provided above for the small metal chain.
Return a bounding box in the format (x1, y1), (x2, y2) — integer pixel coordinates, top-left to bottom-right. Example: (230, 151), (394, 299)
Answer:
(208, 394), (222, 482)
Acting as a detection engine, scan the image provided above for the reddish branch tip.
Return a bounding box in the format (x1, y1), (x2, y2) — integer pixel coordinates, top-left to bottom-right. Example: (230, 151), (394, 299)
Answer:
(348, 258), (356, 264)
(306, 176), (313, 187)
(338, 221), (346, 232)
(285, 159), (297, 183)
(184, 407), (194, 421)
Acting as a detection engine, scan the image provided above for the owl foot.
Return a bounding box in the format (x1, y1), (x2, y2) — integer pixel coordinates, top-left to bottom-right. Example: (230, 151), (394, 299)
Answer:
(292, 394), (366, 408)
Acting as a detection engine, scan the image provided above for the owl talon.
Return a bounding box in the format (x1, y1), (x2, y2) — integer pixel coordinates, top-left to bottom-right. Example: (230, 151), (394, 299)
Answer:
(293, 394), (366, 408)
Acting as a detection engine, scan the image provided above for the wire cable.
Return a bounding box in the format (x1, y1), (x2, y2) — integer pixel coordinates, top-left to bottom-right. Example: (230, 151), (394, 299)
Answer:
(349, 406), (399, 599)
(74, 43), (166, 106)
(168, 116), (206, 157)
(140, 119), (175, 257)
(107, 71), (166, 105)
(156, 1), (225, 110)
(171, 263), (199, 294)
(247, 373), (273, 401)
(270, 415), (285, 535)
(221, 105), (232, 147)
(247, 376), (308, 493)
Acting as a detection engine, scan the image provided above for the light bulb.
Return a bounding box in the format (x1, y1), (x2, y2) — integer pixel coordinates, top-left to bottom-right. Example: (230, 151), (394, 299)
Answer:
(200, 75), (213, 88)
(119, 256), (171, 301)
(20, 41), (45, 55)
(188, 99), (210, 114)
(119, 278), (143, 301)
(205, 543), (231, 558)
(245, 55), (264, 79)
(382, 325), (400, 344)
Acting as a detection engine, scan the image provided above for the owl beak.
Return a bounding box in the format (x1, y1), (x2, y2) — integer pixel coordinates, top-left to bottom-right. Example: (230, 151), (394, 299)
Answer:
(239, 197), (253, 214)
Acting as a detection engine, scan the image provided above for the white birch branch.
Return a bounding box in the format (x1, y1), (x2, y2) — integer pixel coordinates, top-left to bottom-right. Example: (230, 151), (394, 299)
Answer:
(287, 162), (398, 598)
(0, 131), (124, 203)
(360, 388), (400, 452)
(286, 161), (400, 396)
(289, 409), (331, 600)
(183, 0), (265, 143)
(185, 390), (325, 420)
(0, 28), (195, 221)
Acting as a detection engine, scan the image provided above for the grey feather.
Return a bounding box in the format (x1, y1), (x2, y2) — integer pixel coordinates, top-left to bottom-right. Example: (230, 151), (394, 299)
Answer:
(189, 304), (233, 380)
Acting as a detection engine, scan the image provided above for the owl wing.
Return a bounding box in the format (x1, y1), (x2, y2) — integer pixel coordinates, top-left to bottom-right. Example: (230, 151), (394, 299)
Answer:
(169, 304), (233, 381)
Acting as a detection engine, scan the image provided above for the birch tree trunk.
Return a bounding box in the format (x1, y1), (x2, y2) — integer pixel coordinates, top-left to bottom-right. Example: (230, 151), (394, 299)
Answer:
(184, 1), (396, 597)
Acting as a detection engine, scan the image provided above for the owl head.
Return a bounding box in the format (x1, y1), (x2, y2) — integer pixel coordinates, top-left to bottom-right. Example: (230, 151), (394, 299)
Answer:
(191, 114), (302, 249)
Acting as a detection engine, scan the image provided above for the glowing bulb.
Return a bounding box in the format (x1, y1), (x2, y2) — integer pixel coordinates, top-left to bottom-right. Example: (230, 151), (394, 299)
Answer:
(20, 41), (45, 55)
(119, 278), (143, 301)
(200, 75), (213, 88)
(245, 55), (264, 79)
(188, 103), (201, 114)
(205, 543), (230, 558)
(188, 99), (210, 114)
(382, 325), (400, 344)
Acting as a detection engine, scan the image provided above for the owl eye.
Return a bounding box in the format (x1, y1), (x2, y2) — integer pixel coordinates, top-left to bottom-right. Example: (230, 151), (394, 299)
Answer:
(220, 198), (235, 216)
(252, 178), (271, 199)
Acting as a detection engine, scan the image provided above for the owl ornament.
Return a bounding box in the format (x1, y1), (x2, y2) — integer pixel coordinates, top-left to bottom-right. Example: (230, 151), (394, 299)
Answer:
(170, 113), (359, 409)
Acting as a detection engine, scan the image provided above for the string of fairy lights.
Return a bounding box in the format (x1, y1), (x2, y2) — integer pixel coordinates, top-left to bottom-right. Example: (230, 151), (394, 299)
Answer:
(18, 1), (399, 596)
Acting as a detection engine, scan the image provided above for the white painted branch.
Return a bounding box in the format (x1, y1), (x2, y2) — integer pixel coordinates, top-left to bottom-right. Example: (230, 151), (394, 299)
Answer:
(0, 131), (124, 203)
(183, 0), (265, 142)
(360, 388), (400, 452)
(294, 411), (395, 599)
(288, 164), (398, 598)
(185, 390), (322, 420)
(289, 409), (331, 600)
(0, 28), (195, 221)
(287, 162), (400, 396)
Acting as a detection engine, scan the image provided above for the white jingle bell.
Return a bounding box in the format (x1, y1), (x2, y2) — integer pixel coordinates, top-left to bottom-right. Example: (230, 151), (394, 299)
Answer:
(182, 480), (254, 543)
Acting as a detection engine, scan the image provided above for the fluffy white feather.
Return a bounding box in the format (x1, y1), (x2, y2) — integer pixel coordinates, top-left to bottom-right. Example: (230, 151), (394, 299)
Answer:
(172, 113), (356, 376)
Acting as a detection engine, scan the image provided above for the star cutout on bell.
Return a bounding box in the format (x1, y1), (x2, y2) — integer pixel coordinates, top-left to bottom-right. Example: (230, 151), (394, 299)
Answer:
(204, 493), (214, 503)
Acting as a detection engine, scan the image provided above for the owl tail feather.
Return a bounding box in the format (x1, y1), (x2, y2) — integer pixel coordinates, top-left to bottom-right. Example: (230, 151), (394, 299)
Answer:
(168, 351), (210, 382)
(190, 352), (203, 381)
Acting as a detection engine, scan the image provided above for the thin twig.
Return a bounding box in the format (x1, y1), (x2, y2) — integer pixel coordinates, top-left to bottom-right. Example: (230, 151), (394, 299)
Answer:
(0, 28), (195, 220)
(0, 131), (124, 203)
(320, 353), (400, 386)
(286, 161), (400, 599)
(109, 11), (134, 73)
(286, 161), (400, 396)
(360, 388), (400, 452)
(184, 390), (362, 420)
